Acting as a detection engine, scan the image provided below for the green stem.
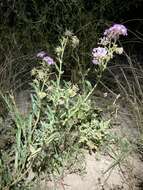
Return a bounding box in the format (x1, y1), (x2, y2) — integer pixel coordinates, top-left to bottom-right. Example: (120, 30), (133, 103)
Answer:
(84, 75), (101, 102)
(57, 37), (68, 89)
(84, 84), (97, 101)
(84, 59), (109, 102)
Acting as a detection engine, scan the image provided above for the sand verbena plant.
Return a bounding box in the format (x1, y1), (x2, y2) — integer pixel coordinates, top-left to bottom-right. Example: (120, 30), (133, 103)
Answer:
(0, 24), (127, 189)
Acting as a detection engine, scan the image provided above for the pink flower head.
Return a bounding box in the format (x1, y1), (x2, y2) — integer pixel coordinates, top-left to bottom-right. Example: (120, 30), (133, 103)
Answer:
(92, 47), (107, 58)
(43, 56), (55, 65)
(37, 51), (48, 58)
(104, 24), (127, 40)
(92, 59), (100, 65)
(37, 51), (55, 65)
(92, 47), (107, 65)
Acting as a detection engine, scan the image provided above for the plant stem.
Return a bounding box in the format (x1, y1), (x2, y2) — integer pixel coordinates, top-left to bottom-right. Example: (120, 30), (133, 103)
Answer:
(84, 74), (102, 102)
(57, 37), (68, 89)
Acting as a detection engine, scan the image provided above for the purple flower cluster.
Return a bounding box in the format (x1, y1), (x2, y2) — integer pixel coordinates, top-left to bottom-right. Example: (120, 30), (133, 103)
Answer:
(104, 24), (127, 40)
(92, 47), (107, 58)
(92, 24), (127, 65)
(37, 51), (55, 65)
(92, 47), (107, 65)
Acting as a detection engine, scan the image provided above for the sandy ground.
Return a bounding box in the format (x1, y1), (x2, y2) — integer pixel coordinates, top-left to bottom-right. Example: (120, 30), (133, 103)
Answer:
(32, 152), (143, 190)
(31, 105), (143, 190)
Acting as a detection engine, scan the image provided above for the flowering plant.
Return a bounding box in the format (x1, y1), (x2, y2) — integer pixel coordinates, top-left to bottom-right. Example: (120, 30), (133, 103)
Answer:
(0, 24), (127, 189)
